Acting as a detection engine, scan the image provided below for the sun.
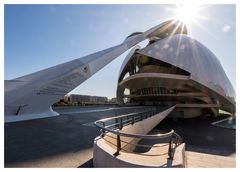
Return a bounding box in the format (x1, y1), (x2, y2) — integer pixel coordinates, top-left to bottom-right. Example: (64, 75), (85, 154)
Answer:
(174, 4), (201, 24)
(168, 4), (206, 34)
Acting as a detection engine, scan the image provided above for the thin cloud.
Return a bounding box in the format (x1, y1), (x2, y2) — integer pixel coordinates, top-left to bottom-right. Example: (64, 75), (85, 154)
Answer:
(222, 25), (231, 32)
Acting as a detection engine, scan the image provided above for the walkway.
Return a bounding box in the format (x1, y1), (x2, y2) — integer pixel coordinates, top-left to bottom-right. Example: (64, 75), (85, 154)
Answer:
(155, 116), (236, 168)
(186, 150), (235, 168)
(5, 106), (145, 167)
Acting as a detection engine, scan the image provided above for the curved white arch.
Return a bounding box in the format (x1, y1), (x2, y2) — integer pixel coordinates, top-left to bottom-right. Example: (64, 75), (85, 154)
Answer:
(5, 21), (179, 122)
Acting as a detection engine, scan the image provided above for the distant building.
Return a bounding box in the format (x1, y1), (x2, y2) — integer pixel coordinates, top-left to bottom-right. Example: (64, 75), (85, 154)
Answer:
(66, 94), (108, 104)
(91, 96), (108, 104)
(109, 97), (117, 103)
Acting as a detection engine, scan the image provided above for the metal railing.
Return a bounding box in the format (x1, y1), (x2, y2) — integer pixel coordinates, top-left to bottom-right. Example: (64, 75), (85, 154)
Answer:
(94, 106), (183, 159)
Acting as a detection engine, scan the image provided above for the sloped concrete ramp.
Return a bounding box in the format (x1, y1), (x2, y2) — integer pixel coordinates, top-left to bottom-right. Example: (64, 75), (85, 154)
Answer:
(93, 106), (186, 167)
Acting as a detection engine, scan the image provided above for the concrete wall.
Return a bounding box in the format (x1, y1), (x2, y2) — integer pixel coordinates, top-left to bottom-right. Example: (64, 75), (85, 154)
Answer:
(93, 137), (185, 168)
(174, 143), (186, 168)
(93, 106), (176, 167)
(102, 106), (175, 152)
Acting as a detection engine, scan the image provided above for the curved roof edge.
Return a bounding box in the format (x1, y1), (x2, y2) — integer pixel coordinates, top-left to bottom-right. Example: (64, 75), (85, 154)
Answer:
(137, 34), (235, 102)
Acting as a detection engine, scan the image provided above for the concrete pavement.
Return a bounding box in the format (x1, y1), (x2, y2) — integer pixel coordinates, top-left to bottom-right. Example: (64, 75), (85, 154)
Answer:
(155, 116), (236, 167)
(4, 106), (144, 167)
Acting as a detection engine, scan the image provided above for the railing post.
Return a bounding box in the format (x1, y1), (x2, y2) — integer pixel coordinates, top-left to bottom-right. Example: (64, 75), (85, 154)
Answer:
(100, 122), (105, 137)
(114, 134), (121, 156)
(175, 135), (179, 146)
(131, 115), (135, 125)
(119, 118), (123, 130)
(115, 118), (119, 128)
(168, 135), (174, 159)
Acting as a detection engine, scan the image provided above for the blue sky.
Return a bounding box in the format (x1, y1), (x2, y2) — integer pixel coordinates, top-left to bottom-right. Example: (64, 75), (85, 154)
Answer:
(4, 4), (236, 99)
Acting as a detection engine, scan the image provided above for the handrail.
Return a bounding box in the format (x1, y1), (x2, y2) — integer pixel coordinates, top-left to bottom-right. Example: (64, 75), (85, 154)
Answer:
(105, 134), (169, 148)
(95, 120), (174, 139)
(100, 108), (154, 122)
(94, 106), (182, 158)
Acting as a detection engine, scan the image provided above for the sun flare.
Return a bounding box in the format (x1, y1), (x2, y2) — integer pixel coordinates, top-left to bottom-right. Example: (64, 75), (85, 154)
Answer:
(169, 4), (205, 34)
(174, 4), (201, 24)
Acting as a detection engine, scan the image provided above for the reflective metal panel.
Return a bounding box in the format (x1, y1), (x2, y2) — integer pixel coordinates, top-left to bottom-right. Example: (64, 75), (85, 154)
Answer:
(137, 35), (235, 103)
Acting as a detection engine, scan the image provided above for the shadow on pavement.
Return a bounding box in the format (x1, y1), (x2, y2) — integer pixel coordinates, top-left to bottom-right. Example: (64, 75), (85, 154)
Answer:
(155, 116), (236, 156)
(78, 158), (93, 168)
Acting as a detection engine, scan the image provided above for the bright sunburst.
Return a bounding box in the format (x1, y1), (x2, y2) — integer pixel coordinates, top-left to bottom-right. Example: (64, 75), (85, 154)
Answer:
(174, 4), (201, 24)
(169, 4), (207, 34)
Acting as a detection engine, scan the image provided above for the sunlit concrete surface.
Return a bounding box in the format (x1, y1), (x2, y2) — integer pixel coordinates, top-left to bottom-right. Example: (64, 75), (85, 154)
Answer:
(4, 106), (145, 167)
(94, 139), (185, 167)
(186, 149), (235, 168)
(93, 106), (186, 167)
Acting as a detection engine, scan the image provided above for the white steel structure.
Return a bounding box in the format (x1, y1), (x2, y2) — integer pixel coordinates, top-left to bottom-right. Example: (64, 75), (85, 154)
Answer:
(5, 21), (172, 122)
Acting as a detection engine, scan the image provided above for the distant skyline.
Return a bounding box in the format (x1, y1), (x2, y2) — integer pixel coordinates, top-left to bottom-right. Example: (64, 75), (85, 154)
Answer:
(5, 4), (236, 99)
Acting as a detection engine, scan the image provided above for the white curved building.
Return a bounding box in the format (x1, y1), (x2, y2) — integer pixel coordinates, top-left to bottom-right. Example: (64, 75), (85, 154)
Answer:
(117, 20), (235, 117)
